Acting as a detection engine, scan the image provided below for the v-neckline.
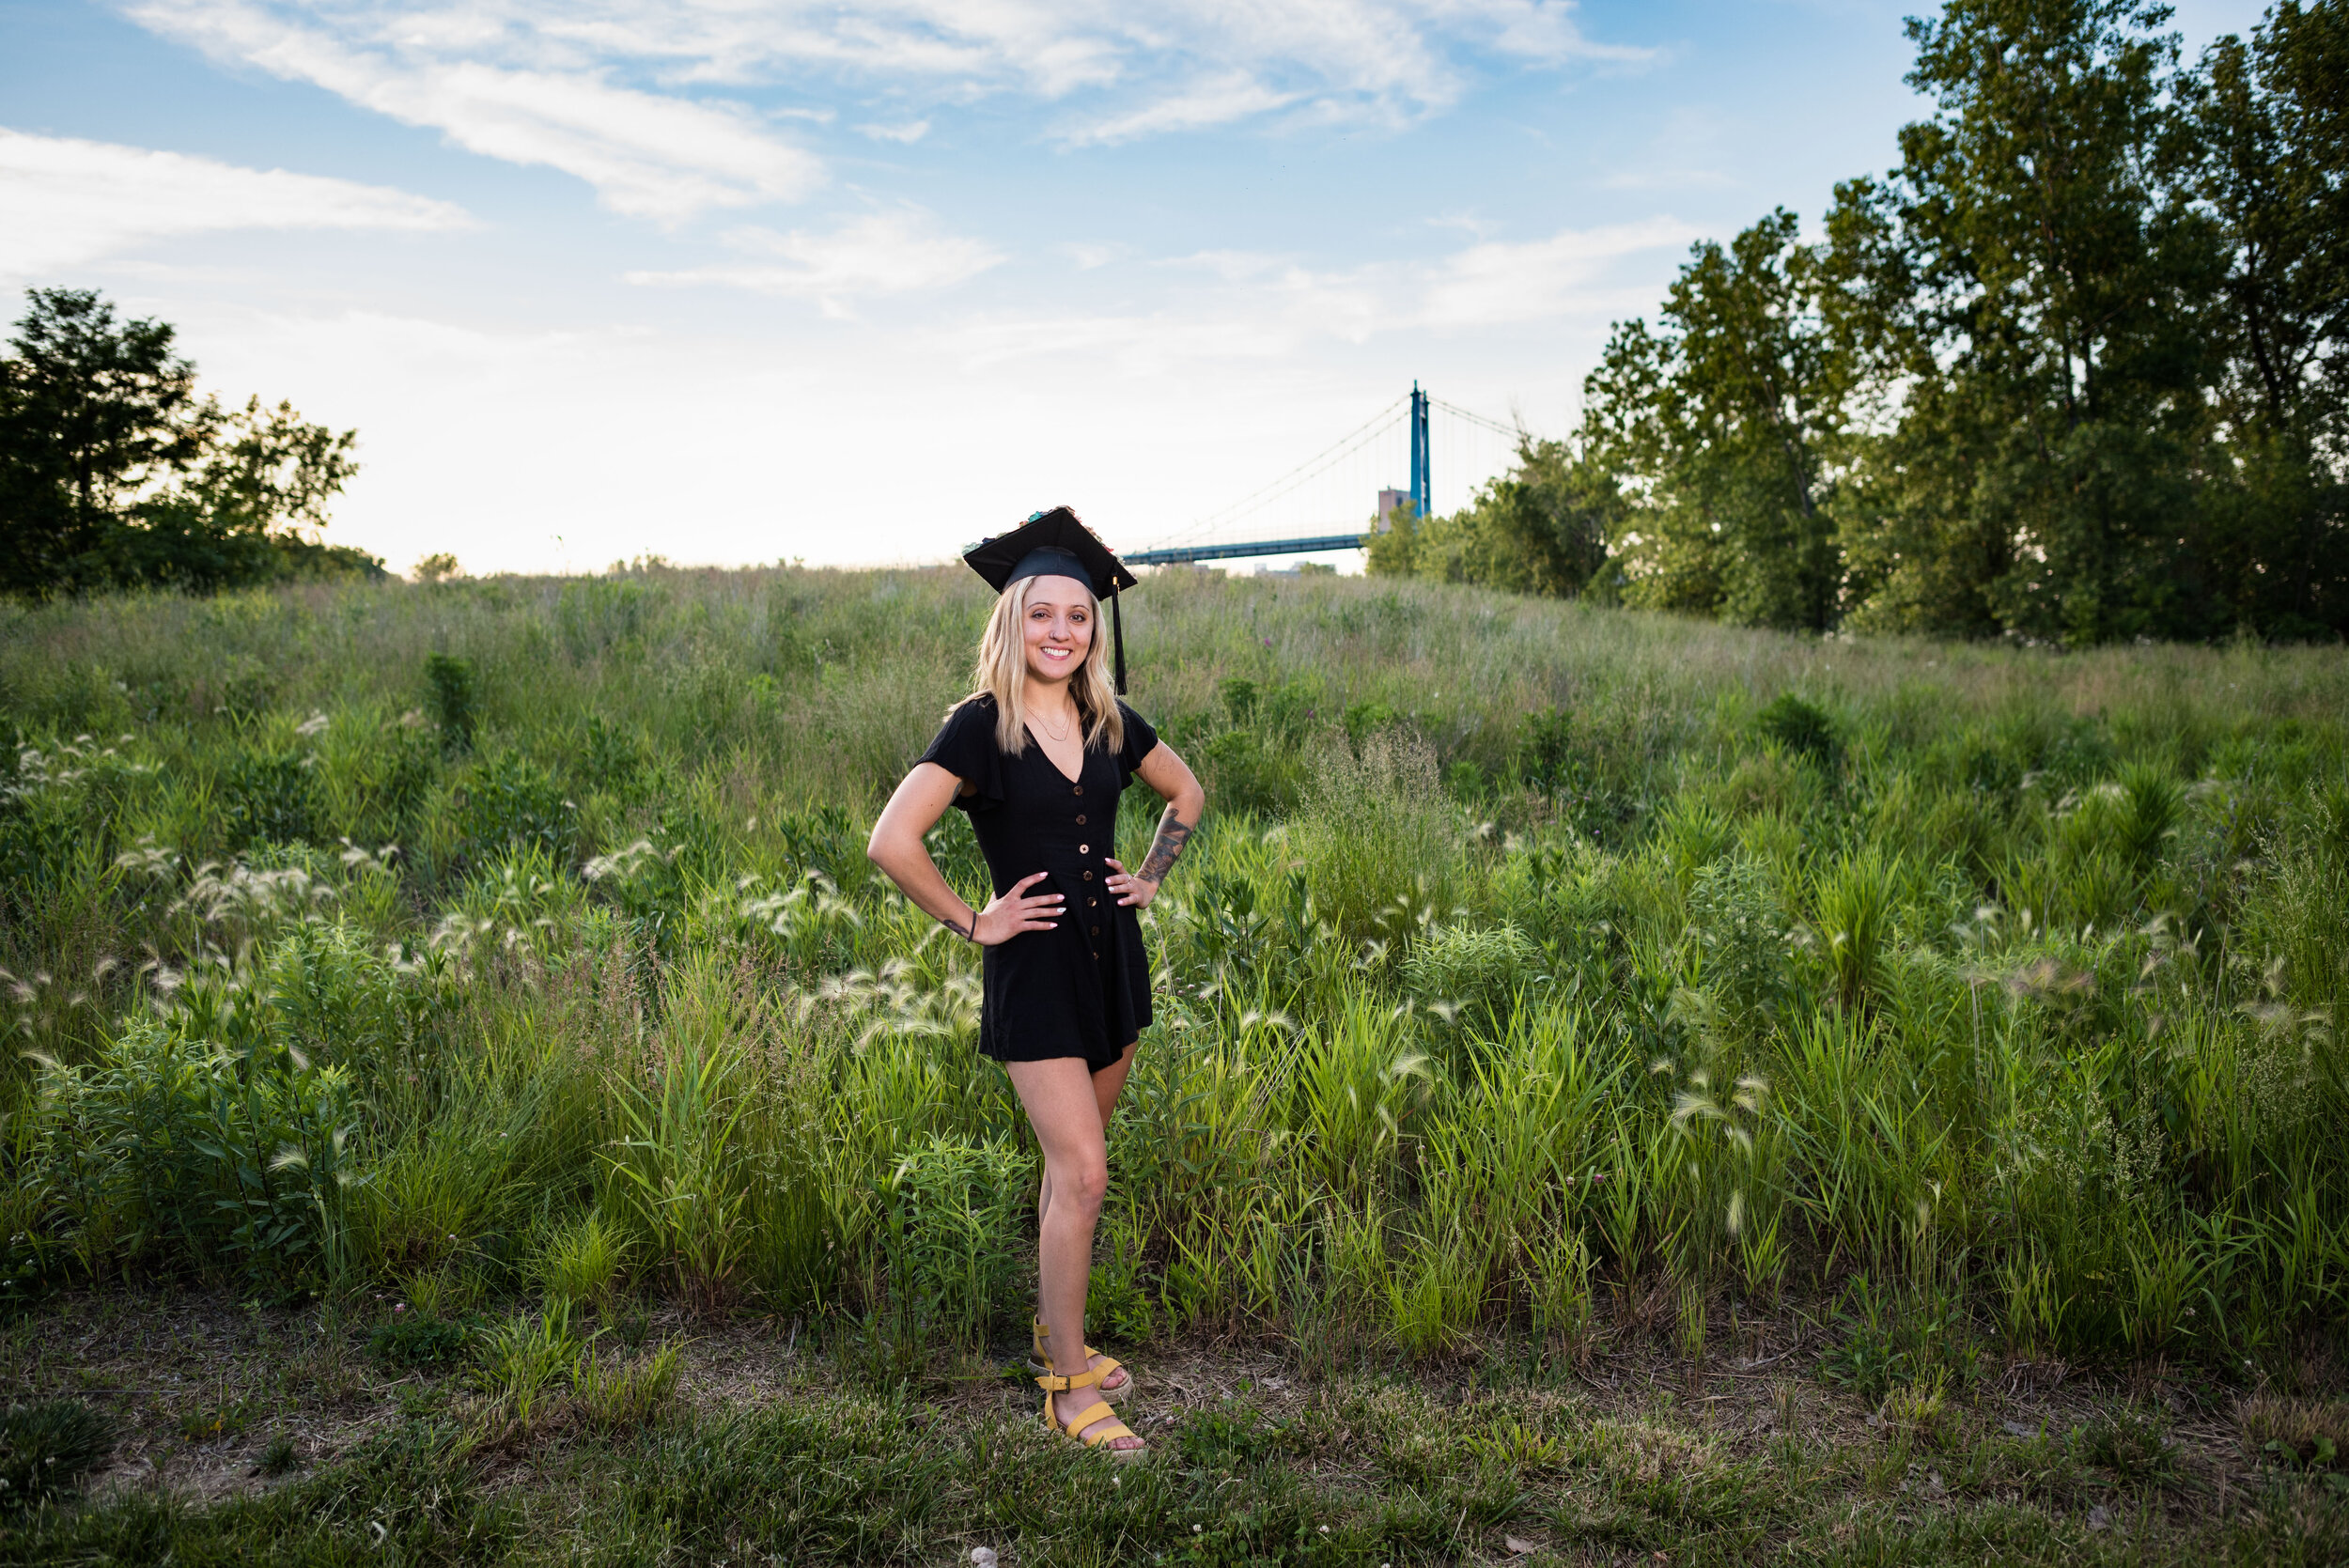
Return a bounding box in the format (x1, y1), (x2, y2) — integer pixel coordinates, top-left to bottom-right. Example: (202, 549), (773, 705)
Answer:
(1024, 722), (1086, 786)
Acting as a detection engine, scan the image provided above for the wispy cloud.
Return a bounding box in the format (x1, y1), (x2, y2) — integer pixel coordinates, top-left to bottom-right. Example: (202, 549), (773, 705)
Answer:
(128, 0), (827, 222)
(1060, 72), (1300, 147)
(1599, 105), (1738, 194)
(1418, 217), (1698, 327)
(121, 2), (1652, 211)
(1601, 167), (1735, 191)
(0, 127), (469, 281)
(952, 216), (1696, 373)
(625, 208), (1003, 315)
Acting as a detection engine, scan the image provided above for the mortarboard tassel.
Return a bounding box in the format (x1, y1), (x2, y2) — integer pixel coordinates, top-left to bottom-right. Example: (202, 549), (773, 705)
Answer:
(1112, 587), (1128, 695)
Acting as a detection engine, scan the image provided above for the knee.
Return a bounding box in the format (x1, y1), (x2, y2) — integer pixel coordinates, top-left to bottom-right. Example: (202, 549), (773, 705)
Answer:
(1057, 1156), (1109, 1218)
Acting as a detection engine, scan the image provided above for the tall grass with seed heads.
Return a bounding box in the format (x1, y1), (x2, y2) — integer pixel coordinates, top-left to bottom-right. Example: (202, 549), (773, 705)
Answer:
(0, 564), (2342, 1384)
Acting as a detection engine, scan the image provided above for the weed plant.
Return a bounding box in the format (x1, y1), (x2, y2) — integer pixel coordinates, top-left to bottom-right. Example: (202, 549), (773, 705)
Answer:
(0, 1399), (115, 1514)
(0, 564), (2344, 1398)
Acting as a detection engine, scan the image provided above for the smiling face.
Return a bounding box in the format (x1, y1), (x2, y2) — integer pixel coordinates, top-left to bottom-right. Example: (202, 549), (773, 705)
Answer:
(1019, 573), (1095, 688)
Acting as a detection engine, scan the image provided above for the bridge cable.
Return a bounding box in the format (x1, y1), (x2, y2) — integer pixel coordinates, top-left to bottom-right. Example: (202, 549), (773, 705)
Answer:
(1133, 396), (1408, 552)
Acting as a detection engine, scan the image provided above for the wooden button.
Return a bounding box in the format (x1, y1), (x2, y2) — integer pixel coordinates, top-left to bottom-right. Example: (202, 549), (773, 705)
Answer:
(1075, 814), (1086, 825)
(1078, 844), (1089, 854)
(1090, 924), (1100, 936)
(1082, 870), (1094, 880)
(1087, 898), (1097, 907)
(1072, 784), (1083, 795)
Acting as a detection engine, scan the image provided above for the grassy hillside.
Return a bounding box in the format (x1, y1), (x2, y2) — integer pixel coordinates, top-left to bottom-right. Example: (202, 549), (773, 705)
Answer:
(2, 567), (2345, 1561)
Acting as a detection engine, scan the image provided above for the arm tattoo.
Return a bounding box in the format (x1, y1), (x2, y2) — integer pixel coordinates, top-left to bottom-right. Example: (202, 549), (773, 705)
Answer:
(1138, 807), (1193, 883)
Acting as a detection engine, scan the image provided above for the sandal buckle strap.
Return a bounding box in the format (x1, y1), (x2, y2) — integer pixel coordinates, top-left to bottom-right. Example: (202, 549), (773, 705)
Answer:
(1032, 1365), (1107, 1392)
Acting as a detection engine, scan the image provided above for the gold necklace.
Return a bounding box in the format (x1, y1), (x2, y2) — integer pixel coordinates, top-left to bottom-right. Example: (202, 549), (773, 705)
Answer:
(1034, 706), (1076, 742)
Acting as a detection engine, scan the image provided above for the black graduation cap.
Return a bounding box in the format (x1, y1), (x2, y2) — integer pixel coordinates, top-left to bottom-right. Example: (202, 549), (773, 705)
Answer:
(963, 506), (1137, 693)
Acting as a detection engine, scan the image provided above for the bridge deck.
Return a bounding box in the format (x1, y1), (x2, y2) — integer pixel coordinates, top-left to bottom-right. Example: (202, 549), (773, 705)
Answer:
(1124, 533), (1367, 567)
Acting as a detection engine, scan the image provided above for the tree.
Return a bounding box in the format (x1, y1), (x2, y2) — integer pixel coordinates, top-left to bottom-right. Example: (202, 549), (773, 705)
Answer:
(1366, 439), (1619, 596)
(1582, 210), (1851, 629)
(1364, 439), (1622, 598)
(1470, 437), (1621, 598)
(0, 288), (203, 595)
(1542, 0), (2349, 643)
(1828, 0), (2231, 643)
(2186, 2), (2349, 637)
(0, 288), (378, 596)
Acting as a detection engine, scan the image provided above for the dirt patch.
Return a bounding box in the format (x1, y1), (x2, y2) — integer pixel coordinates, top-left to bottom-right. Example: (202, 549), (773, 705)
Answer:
(2, 1281), (2309, 1542)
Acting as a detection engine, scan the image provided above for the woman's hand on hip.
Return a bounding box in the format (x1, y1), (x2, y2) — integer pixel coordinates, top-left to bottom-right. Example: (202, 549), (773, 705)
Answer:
(1104, 858), (1160, 910)
(974, 872), (1063, 944)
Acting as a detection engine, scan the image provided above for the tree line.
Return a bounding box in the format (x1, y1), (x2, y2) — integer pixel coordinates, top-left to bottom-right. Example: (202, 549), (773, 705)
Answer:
(0, 288), (381, 597)
(1373, 0), (2349, 644)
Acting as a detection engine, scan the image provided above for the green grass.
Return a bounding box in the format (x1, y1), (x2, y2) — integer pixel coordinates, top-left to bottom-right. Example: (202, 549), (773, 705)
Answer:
(1, 564), (2346, 1553)
(3, 1350), (2344, 1566)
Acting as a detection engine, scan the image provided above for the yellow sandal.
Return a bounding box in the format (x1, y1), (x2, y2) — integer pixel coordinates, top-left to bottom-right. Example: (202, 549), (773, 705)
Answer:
(1028, 1318), (1131, 1405)
(1035, 1366), (1145, 1460)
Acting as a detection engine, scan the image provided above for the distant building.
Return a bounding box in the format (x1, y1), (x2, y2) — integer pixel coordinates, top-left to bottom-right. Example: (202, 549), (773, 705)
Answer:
(1377, 489), (1408, 532)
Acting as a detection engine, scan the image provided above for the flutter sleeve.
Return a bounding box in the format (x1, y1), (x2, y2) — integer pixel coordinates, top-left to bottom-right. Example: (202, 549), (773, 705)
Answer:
(1114, 701), (1161, 790)
(916, 697), (1006, 814)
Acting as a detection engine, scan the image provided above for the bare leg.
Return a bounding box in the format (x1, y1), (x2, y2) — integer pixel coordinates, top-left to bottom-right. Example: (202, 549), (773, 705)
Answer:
(1034, 1043), (1138, 1392)
(1007, 1051), (1142, 1451)
(1037, 1042), (1139, 1223)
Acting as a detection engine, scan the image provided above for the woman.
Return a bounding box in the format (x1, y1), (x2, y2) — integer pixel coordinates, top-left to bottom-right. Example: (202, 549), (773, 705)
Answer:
(866, 510), (1205, 1460)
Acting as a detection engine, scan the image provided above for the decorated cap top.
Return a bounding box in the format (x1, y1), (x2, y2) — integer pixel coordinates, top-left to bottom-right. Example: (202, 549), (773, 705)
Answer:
(962, 505), (1136, 598)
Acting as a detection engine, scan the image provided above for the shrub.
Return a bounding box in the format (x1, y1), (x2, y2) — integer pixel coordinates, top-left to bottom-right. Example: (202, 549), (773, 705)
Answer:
(573, 1339), (682, 1433)
(424, 653), (477, 753)
(557, 578), (655, 660)
(0, 1399), (116, 1514)
(1517, 706), (1577, 793)
(1688, 851), (1792, 1031)
(604, 968), (761, 1316)
(32, 1018), (363, 1291)
(1343, 700), (1400, 745)
(881, 1133), (1034, 1351)
(572, 715), (648, 797)
(1288, 732), (1470, 948)
(475, 1301), (585, 1426)
(1757, 693), (1840, 767)
(2082, 1407), (2182, 1487)
(1195, 728), (1295, 817)
(221, 748), (322, 849)
(1817, 1274), (1975, 1406)
(2237, 1395), (2349, 1472)
(1808, 849), (1898, 1014)
(257, 920), (423, 1080)
(537, 1208), (630, 1310)
(1401, 922), (1537, 1028)
(454, 753), (576, 864)
(369, 1312), (476, 1370)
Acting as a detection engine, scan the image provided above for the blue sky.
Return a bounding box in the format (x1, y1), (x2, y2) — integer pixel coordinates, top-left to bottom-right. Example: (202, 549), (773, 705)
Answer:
(1, 0), (2269, 574)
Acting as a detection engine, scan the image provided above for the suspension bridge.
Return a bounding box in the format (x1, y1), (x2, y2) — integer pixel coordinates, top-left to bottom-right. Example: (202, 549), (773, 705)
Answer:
(1118, 383), (1527, 568)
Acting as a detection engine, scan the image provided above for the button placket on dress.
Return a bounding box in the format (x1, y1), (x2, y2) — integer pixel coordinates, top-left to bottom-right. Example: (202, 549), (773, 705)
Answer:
(919, 693), (1155, 1071)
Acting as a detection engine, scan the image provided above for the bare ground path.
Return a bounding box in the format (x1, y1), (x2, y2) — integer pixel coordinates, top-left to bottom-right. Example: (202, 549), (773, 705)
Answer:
(6, 1286), (2343, 1564)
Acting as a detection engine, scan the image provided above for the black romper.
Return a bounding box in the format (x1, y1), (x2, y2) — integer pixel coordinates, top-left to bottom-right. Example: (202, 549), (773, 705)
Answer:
(918, 694), (1160, 1072)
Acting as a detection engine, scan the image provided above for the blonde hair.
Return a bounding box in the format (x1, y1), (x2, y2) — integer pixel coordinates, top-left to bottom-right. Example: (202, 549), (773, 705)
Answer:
(954, 575), (1125, 756)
